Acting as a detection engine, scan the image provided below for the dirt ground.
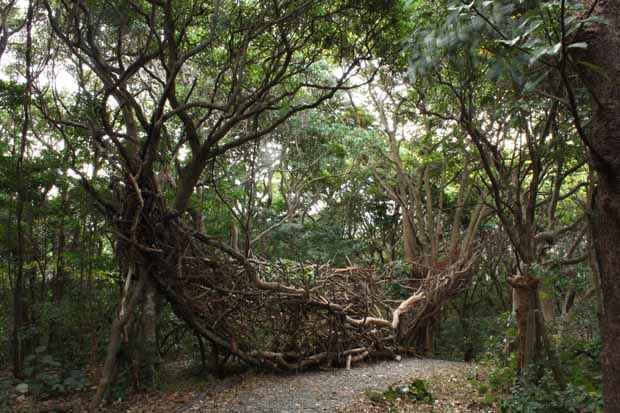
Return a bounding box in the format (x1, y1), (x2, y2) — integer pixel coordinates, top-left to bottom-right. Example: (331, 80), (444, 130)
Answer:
(5, 358), (494, 413)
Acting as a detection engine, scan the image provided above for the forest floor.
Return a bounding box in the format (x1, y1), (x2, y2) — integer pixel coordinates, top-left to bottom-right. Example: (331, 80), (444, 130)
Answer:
(6, 357), (495, 412)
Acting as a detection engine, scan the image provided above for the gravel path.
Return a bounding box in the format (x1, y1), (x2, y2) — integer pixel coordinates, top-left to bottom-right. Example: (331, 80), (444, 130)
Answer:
(177, 358), (468, 412)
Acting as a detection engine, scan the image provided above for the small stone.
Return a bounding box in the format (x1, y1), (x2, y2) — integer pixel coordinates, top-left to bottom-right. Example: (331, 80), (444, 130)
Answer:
(15, 383), (29, 394)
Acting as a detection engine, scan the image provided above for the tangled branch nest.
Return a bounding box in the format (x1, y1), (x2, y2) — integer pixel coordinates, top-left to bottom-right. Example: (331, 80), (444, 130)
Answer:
(119, 187), (476, 370)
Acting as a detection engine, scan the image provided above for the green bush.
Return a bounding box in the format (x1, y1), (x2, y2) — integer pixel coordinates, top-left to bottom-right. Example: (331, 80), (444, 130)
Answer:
(470, 356), (602, 413)
(365, 378), (433, 409)
(499, 371), (602, 413)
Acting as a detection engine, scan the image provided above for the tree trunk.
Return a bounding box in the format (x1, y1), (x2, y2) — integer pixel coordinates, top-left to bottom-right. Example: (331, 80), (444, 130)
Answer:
(591, 184), (620, 411)
(507, 276), (543, 375)
(539, 285), (555, 323)
(139, 278), (160, 386)
(91, 266), (145, 409)
(11, 1), (33, 378)
(587, 171), (604, 327)
(402, 210), (417, 268)
(577, 2), (620, 410)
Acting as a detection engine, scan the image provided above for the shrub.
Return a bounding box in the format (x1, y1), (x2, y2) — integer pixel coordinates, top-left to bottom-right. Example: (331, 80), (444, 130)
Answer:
(22, 346), (90, 399)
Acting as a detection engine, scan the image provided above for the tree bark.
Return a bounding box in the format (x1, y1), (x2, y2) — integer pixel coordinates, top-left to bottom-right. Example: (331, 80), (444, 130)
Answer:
(507, 276), (544, 375)
(576, 2), (620, 410)
(139, 278), (160, 386)
(592, 185), (620, 411)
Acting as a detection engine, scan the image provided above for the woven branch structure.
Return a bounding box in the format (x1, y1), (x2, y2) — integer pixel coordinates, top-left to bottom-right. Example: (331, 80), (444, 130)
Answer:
(127, 222), (475, 370)
(116, 183), (477, 370)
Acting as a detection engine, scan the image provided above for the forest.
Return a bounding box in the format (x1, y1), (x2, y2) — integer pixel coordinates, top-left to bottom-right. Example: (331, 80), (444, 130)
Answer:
(0, 0), (617, 412)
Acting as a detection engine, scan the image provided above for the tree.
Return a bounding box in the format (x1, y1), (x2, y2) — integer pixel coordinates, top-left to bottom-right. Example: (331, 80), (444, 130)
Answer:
(407, 0), (591, 384)
(11, 0), (34, 378)
(36, 0), (406, 404)
(574, 1), (620, 410)
(364, 71), (489, 354)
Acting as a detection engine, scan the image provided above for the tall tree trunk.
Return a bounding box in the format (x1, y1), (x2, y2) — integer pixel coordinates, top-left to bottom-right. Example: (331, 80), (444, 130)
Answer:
(577, 2), (620, 410)
(53, 191), (67, 304)
(11, 0), (33, 378)
(92, 265), (145, 409)
(12, 136), (26, 379)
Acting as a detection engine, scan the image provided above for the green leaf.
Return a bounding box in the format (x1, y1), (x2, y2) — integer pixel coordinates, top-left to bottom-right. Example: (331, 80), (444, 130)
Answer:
(550, 42), (562, 55)
(576, 60), (611, 82)
(497, 36), (522, 47)
(529, 43), (561, 65)
(523, 70), (550, 93)
(567, 42), (588, 50)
